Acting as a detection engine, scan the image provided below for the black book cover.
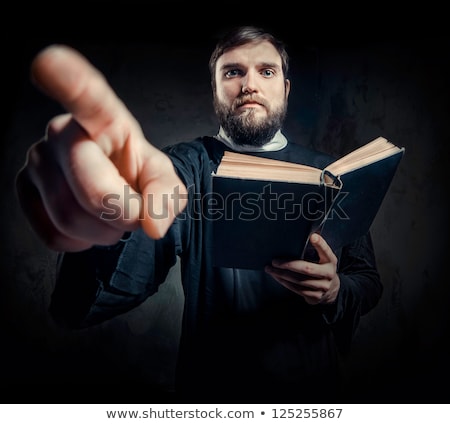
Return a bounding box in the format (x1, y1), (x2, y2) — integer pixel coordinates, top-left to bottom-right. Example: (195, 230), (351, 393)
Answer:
(211, 177), (338, 269)
(318, 151), (404, 252)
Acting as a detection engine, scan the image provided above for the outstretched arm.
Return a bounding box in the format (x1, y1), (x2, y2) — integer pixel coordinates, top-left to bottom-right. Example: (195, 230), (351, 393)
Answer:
(16, 45), (187, 252)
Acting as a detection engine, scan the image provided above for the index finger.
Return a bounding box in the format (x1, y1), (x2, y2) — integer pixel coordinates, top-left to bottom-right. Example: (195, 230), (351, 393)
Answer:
(31, 44), (137, 149)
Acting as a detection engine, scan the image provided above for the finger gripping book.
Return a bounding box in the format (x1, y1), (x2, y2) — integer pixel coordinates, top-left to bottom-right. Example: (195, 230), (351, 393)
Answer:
(210, 136), (405, 269)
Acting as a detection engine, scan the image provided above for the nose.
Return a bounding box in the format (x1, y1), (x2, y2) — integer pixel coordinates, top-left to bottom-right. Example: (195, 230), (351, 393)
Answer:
(242, 70), (258, 94)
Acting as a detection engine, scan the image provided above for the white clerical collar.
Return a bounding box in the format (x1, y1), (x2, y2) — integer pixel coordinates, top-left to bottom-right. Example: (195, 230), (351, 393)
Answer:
(214, 127), (288, 152)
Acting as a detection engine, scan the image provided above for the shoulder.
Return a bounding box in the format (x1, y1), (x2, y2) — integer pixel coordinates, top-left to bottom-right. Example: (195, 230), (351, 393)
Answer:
(161, 136), (227, 178)
(163, 137), (224, 160)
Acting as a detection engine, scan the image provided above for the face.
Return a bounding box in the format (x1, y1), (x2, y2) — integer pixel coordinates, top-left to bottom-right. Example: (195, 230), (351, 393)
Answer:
(213, 40), (290, 146)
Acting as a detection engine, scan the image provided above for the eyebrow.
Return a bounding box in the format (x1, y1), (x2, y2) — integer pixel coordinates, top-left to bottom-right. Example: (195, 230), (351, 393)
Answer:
(219, 61), (281, 72)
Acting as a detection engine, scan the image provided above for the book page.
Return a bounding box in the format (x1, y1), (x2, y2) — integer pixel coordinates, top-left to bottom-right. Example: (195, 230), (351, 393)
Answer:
(326, 137), (404, 175)
(215, 151), (322, 184)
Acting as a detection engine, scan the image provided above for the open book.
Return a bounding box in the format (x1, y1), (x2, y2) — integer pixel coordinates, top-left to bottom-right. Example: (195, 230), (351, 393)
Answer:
(211, 136), (405, 269)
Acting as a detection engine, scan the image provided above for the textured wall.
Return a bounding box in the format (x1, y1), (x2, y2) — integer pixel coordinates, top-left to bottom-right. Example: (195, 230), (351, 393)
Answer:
(1, 30), (449, 404)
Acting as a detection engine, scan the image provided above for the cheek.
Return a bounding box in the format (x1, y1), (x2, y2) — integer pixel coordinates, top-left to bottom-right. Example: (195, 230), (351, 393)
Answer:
(216, 83), (240, 103)
(270, 88), (289, 109)
(273, 85), (288, 100)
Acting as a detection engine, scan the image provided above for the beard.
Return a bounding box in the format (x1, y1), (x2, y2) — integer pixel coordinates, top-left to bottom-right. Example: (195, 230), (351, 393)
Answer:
(214, 94), (288, 147)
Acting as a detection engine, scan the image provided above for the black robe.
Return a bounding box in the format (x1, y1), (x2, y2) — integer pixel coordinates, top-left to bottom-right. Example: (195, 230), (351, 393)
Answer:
(51, 137), (382, 403)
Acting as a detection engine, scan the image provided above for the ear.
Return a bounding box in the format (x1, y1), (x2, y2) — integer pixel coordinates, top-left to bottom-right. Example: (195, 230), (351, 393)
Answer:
(285, 79), (291, 98)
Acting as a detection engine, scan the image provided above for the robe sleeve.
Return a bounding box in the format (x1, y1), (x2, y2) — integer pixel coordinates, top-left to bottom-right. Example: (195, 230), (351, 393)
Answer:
(320, 231), (383, 352)
(49, 225), (180, 329)
(48, 138), (218, 329)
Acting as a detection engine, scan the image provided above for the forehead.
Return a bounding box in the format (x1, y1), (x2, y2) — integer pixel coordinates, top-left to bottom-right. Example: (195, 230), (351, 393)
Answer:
(216, 40), (282, 69)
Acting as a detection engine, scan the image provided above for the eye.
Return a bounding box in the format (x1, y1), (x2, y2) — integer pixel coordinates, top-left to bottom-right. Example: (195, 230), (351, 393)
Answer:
(224, 69), (242, 78)
(261, 69), (275, 78)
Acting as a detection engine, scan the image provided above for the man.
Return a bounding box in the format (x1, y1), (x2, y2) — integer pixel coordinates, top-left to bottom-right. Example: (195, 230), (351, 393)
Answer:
(15, 26), (382, 403)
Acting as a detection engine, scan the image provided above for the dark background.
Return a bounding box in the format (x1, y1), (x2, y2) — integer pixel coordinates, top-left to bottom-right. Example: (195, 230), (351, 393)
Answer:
(1, 7), (449, 404)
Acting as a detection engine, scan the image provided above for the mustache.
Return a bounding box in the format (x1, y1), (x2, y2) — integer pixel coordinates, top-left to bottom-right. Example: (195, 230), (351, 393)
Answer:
(233, 95), (269, 109)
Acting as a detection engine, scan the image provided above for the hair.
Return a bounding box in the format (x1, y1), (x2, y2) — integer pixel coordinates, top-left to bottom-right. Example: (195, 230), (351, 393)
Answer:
(208, 25), (290, 89)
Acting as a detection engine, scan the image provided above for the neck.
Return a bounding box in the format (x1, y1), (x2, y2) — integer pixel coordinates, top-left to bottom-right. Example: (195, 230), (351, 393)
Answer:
(214, 127), (288, 152)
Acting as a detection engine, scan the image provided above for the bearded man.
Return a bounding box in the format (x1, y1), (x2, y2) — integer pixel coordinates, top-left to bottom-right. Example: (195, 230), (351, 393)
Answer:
(16, 25), (382, 403)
